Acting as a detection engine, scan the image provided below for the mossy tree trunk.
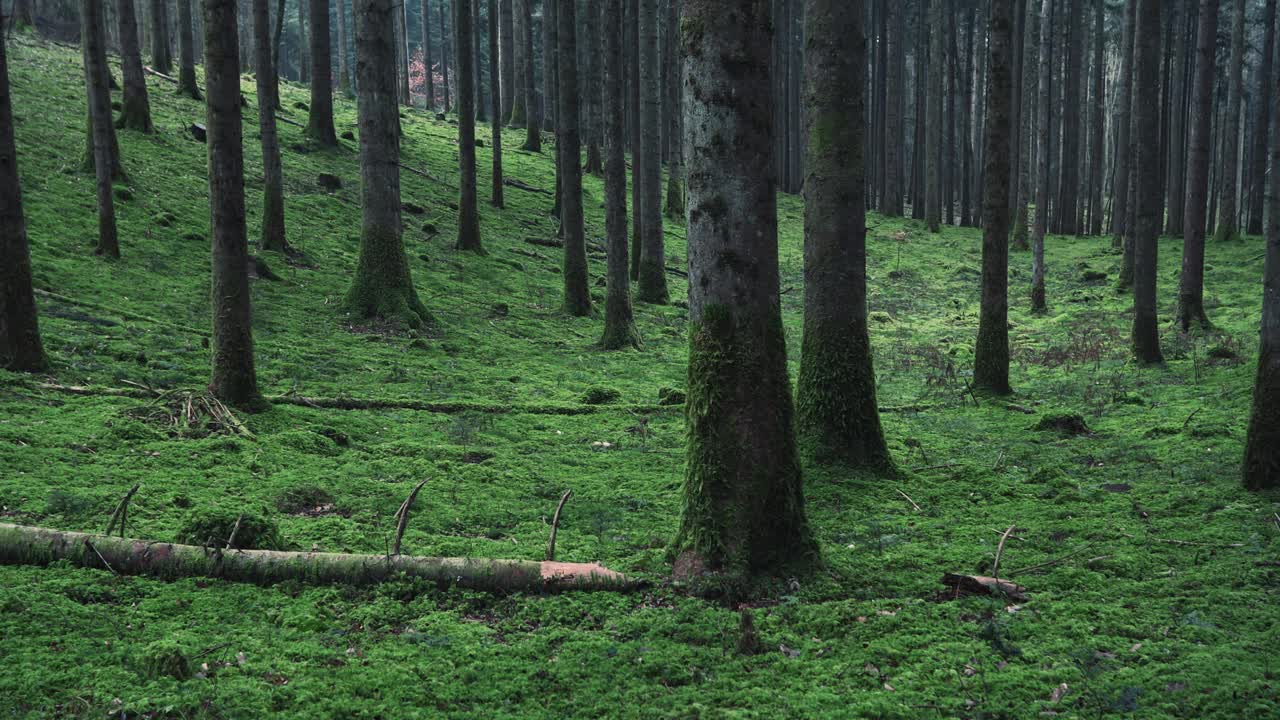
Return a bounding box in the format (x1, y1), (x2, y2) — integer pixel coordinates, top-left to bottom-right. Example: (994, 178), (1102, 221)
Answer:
(1247, 0), (1277, 237)
(422, 0), (436, 108)
(253, 0), (288, 252)
(662, 0), (684, 220)
(205, 0), (266, 411)
(115, 0), (154, 132)
(83, 0), (120, 259)
(305, 0), (339, 146)
(1244, 57), (1280, 491)
(599, 0), (639, 350)
(13, 0), (35, 30)
(635, 0), (667, 304)
(175, 0), (201, 99)
(1131, 0), (1163, 365)
(795, 0), (890, 470)
(1031, 0), (1050, 313)
(973, 0), (1015, 396)
(1213, 0), (1243, 244)
(1178, 0), (1216, 331)
(345, 0), (431, 330)
(150, 0), (172, 73)
(557, 0), (590, 316)
(456, 0), (482, 251)
(499, 0), (514, 119)
(674, 0), (817, 578)
(488, 0), (504, 207)
(520, 0), (540, 150)
(0, 14), (48, 373)
(924, 0), (943, 232)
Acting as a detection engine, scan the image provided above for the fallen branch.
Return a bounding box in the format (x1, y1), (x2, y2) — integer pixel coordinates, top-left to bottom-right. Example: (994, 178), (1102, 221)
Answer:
(225, 514), (244, 551)
(398, 162), (453, 188)
(992, 525), (1018, 582)
(1006, 543), (1095, 575)
(104, 484), (141, 538)
(546, 490), (573, 561)
(391, 480), (428, 556)
(0, 523), (638, 592)
(504, 177), (554, 196)
(895, 489), (921, 512)
(143, 66), (178, 83)
(34, 288), (210, 337)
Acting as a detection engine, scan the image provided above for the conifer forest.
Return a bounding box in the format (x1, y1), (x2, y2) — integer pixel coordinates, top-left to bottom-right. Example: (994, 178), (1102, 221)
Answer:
(2, 0), (1280, 716)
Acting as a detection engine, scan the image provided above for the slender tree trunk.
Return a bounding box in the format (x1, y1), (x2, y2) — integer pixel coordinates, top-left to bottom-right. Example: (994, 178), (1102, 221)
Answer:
(959, 5), (974, 228)
(304, 0), (338, 144)
(299, 0), (310, 84)
(796, 0), (891, 470)
(544, 0), (557, 129)
(336, 0), (351, 94)
(1132, 0), (1163, 364)
(84, 0), (119, 259)
(421, 0), (435, 108)
(1031, 0), (1051, 312)
(599, 0), (638, 350)
(1213, 0), (1244, 242)
(1111, 0), (1135, 245)
(271, 0), (286, 107)
(175, 0), (201, 99)
(150, 0), (172, 73)
(520, 0), (539, 150)
(1053, 0), (1081, 234)
(1179, 0), (1217, 330)
(911, 1), (926, 219)
(399, 0), (412, 105)
(115, 0), (154, 132)
(509, 0), (527, 125)
(440, 1), (451, 111)
(1087, 0), (1103, 235)
(254, 0), (287, 252)
(925, 0), (943, 232)
(499, 0), (514, 119)
(636, 0), (667, 304)
(456, 0), (481, 251)
(627, 0), (641, 278)
(473, 0), (485, 123)
(1249, 0), (1277, 236)
(558, 0), (590, 316)
(663, 0), (684, 219)
(488, 0), (504, 207)
(1164, 0), (1190, 236)
(1011, 0), (1037, 251)
(675, 0), (817, 578)
(344, 0), (432, 330)
(13, 0), (35, 30)
(582, 0), (603, 175)
(880, 0), (903, 216)
(0, 13), (48, 373)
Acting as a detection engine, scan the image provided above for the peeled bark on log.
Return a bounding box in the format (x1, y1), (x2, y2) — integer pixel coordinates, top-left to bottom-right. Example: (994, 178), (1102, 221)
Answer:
(0, 523), (637, 592)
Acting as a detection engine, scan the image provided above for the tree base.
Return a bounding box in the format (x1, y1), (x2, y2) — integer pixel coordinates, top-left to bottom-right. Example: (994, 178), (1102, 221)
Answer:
(1243, 350), (1280, 490)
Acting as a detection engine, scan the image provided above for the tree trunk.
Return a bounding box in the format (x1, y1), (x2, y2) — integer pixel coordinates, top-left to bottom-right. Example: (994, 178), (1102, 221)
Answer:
(880, 0), (903, 217)
(440, 1), (451, 111)
(925, 0), (943, 232)
(0, 523), (634, 592)
(1179, 0), (1216, 330)
(299, 0), (311, 83)
(473, 0), (485, 123)
(635, 0), (667, 304)
(1012, 0), (1037, 251)
(1213, 0), (1244, 242)
(1111, 0), (1135, 243)
(512, 0), (530, 126)
(627, 0), (641, 278)
(113, 0), (154, 132)
(1132, 0), (1163, 364)
(0, 14), (48, 373)
(974, 0), (1015, 395)
(1087, 0), (1103, 236)
(520, 0), (540, 150)
(254, 0), (288, 253)
(1031, 0), (1051, 312)
(1052, 0), (1081, 234)
(583, 0), (603, 176)
(599, 0), (638, 350)
(174, 0), (201, 99)
(13, 0), (35, 30)
(337, 0), (352, 94)
(544, 0), (557, 129)
(150, 0), (172, 73)
(1164, 0), (1190, 236)
(456, 0), (482, 251)
(556, 0), (590, 315)
(488, 0), (504, 207)
(83, 0), (119, 259)
(422, 0), (436, 109)
(675, 0), (817, 578)
(663, 0), (684, 219)
(304, 0), (338, 144)
(1244, 40), (1280, 490)
(398, 0), (412, 105)
(911, 0), (926, 218)
(1248, 0), (1277, 236)
(499, 0), (514, 119)
(795, 0), (891, 470)
(271, 0), (286, 107)
(344, 0), (432, 330)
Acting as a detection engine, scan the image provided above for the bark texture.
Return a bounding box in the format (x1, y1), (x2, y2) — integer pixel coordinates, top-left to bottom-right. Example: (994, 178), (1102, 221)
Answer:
(520, 0), (540, 150)
(1031, 0), (1051, 313)
(488, 0), (504, 207)
(305, 0), (339, 146)
(636, 0), (667, 303)
(925, 0), (943, 232)
(1179, 0), (1217, 330)
(115, 0), (154, 131)
(1213, 0), (1244, 243)
(176, 0), (201, 99)
(499, 0), (514, 119)
(151, 0), (172, 73)
(557, 0), (590, 316)
(456, 0), (482, 251)
(1248, 0), (1277, 236)
(254, 0), (288, 252)
(83, 0), (119, 259)
(1132, 0), (1163, 364)
(599, 0), (639, 350)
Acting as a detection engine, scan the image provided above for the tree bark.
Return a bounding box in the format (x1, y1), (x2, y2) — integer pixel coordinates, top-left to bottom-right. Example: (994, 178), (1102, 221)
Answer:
(396, 0), (411, 105)
(303, 0), (338, 144)
(1011, 0), (1037, 251)
(456, 0), (482, 251)
(1248, 0), (1277, 236)
(422, 0), (436, 109)
(1132, 0), (1163, 364)
(583, 0), (603, 176)
(13, 0), (35, 29)
(599, 0), (639, 350)
(1179, 0), (1217, 330)
(636, 0), (667, 304)
(880, 0), (902, 217)
(925, 0), (943, 232)
(114, 0), (154, 131)
(1213, 0), (1244, 242)
(84, 0), (119, 259)
(510, 0), (527, 125)
(254, 0), (288, 253)
(795, 0), (891, 470)
(557, 0), (590, 316)
(544, 0), (558, 129)
(299, 0), (311, 84)
(1164, 0), (1190, 236)
(271, 0), (286, 107)
(344, 0), (432, 330)
(175, 0), (201, 99)
(150, 0), (172, 73)
(1051, 0), (1081, 234)
(1087, 0), (1103, 236)
(519, 0), (540, 150)
(499, 0), (514, 119)
(1111, 0), (1135, 244)
(675, 0), (817, 578)
(663, 0), (684, 219)
(440, 1), (451, 112)
(337, 0), (352, 93)
(488, 0), (504, 207)
(0, 13), (48, 373)
(627, 0), (641, 278)
(1031, 0), (1051, 313)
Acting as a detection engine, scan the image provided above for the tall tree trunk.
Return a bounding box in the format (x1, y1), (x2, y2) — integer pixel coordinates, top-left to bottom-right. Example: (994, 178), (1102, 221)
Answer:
(150, 0), (172, 73)
(205, 0), (265, 410)
(1213, 0), (1244, 242)
(399, 0), (412, 105)
(674, 0), (817, 578)
(0, 13), (48, 373)
(557, 0), (590, 316)
(499, 0), (514, 119)
(925, 0), (943, 231)
(473, 0), (485, 123)
(299, 0), (311, 84)
(1243, 31), (1280, 490)
(488, 0), (504, 206)
(271, 0), (286, 107)
(880, 0), (903, 216)
(1087, 0), (1103, 235)
(344, 0), (432, 330)
(519, 0), (540, 150)
(175, 0), (201, 99)
(627, 0), (641, 277)
(1164, 0), (1190, 236)
(1132, 0), (1163, 364)
(1179, 0), (1217, 330)
(336, 0), (351, 94)
(599, 0), (638, 350)
(1012, 0), (1037, 251)
(1112, 0), (1135, 244)
(305, 0), (338, 144)
(115, 0), (154, 132)
(1248, 0), (1277, 236)
(975, 0), (1015, 395)
(583, 0), (603, 176)
(83, 0), (119, 259)
(511, 0), (528, 125)
(1052, 0), (1081, 234)
(440, 1), (451, 111)
(959, 5), (974, 228)
(1031, 0), (1051, 312)
(796, 0), (891, 470)
(456, 0), (481, 251)
(635, 0), (666, 304)
(911, 0), (926, 219)
(13, 0), (35, 29)
(663, 0), (684, 219)
(254, 0), (287, 253)
(544, 0), (557, 129)
(423, 0), (436, 108)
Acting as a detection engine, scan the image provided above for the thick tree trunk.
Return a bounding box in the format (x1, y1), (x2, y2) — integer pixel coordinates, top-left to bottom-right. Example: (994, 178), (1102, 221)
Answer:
(499, 0), (514, 119)
(636, 0), (667, 304)
(1179, 0), (1217, 330)
(582, 0), (603, 176)
(150, 0), (172, 73)
(13, 0), (35, 30)
(84, 0), (119, 259)
(1087, 0), (1103, 236)
(344, 0), (432, 330)
(520, 0), (540, 150)
(675, 0), (817, 578)
(1031, 0), (1051, 312)
(337, 0), (351, 94)
(557, 0), (590, 315)
(115, 0), (154, 131)
(1248, 0), (1277, 236)
(205, 0), (265, 411)
(0, 14), (48, 373)
(488, 0), (504, 207)
(175, 0), (201, 99)
(0, 523), (634, 592)
(974, 0), (1015, 395)
(925, 0), (943, 232)
(456, 0), (481, 251)
(305, 0), (338, 145)
(254, 0), (288, 253)
(599, 0), (638, 350)
(1132, 0), (1163, 364)
(795, 0), (891, 470)
(509, 0), (527, 125)
(1213, 0), (1244, 243)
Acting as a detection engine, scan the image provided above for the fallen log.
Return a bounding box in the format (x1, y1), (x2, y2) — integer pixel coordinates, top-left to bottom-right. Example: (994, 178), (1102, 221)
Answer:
(939, 573), (1029, 602)
(0, 523), (638, 593)
(504, 177), (555, 196)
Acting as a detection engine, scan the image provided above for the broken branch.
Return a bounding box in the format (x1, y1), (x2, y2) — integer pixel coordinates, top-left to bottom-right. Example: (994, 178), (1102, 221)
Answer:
(546, 490), (573, 561)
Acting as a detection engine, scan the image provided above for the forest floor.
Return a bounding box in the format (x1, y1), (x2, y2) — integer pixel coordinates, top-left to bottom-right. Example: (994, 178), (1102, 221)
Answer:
(2, 35), (1278, 719)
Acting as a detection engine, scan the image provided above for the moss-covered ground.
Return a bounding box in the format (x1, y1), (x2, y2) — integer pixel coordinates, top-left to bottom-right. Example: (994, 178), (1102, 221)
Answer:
(2, 36), (1278, 718)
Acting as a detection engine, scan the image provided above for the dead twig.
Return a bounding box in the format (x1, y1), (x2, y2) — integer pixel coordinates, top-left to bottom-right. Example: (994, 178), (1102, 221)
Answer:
(1007, 543), (1096, 575)
(104, 484), (141, 538)
(391, 480), (429, 556)
(896, 489), (922, 512)
(992, 525), (1018, 582)
(83, 540), (117, 575)
(225, 514), (244, 550)
(546, 490), (573, 561)
(1181, 407), (1202, 430)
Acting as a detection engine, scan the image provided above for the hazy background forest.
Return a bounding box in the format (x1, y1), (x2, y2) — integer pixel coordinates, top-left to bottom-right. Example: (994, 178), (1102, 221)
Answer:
(0, 0), (1278, 717)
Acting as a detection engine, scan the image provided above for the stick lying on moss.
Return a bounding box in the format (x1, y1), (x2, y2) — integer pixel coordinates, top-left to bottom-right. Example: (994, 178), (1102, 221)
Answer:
(0, 523), (638, 593)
